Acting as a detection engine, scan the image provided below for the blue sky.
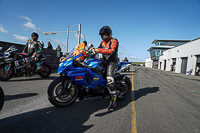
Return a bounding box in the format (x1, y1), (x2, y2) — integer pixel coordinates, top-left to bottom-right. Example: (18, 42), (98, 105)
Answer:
(0, 0), (200, 62)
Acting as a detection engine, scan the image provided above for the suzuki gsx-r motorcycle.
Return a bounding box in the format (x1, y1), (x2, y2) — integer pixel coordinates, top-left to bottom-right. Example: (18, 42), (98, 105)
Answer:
(48, 48), (131, 107)
(0, 46), (51, 81)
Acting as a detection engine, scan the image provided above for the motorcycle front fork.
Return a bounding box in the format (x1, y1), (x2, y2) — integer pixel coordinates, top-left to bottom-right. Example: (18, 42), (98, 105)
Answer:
(4, 64), (11, 73)
(63, 80), (72, 92)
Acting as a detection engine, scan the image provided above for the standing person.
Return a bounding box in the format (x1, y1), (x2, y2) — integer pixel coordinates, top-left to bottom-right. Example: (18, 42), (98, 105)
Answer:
(94, 26), (119, 111)
(47, 42), (53, 49)
(23, 32), (42, 71)
(56, 45), (62, 57)
(56, 45), (61, 51)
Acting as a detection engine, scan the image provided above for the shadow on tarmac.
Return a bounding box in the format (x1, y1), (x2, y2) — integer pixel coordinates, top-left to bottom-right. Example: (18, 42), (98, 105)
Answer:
(0, 77), (159, 133)
(0, 93), (133, 133)
(5, 93), (38, 101)
(3, 76), (57, 82)
(134, 87), (159, 101)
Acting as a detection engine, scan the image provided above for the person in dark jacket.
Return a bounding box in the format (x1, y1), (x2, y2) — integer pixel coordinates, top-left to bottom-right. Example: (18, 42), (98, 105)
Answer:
(94, 26), (119, 111)
(23, 32), (42, 70)
(47, 42), (53, 49)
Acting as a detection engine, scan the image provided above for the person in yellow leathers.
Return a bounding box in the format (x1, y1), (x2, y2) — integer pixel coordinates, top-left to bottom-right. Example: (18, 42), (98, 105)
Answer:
(73, 41), (87, 60)
(60, 41), (87, 62)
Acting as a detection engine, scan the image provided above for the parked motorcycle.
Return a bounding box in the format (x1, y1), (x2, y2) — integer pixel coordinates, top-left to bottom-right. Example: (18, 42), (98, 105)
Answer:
(48, 48), (131, 107)
(0, 86), (4, 111)
(118, 62), (131, 72)
(0, 46), (51, 81)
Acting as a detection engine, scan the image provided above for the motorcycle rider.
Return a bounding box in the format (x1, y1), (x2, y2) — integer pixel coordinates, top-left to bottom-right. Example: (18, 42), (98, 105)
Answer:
(73, 41), (87, 60)
(23, 32), (43, 72)
(60, 41), (87, 62)
(124, 57), (129, 62)
(94, 26), (119, 111)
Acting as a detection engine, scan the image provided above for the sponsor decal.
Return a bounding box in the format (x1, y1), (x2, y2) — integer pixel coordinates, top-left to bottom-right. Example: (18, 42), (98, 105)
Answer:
(14, 57), (30, 67)
(67, 58), (71, 61)
(94, 76), (99, 81)
(75, 76), (83, 81)
(14, 61), (20, 67)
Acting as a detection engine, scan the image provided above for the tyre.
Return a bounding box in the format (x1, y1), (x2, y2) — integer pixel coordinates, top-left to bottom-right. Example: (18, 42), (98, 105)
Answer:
(0, 66), (14, 81)
(48, 78), (79, 107)
(115, 75), (131, 100)
(39, 63), (52, 78)
(0, 86), (4, 111)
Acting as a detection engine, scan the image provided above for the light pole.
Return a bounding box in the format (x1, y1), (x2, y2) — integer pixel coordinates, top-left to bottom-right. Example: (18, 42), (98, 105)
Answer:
(43, 24), (83, 53)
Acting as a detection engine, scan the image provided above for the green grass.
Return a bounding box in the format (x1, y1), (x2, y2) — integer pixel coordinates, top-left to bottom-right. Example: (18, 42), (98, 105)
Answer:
(131, 62), (145, 65)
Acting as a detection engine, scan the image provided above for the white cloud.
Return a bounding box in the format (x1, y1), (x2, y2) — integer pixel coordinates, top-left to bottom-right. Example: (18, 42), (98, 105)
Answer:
(0, 24), (9, 34)
(19, 15), (42, 32)
(119, 45), (126, 50)
(119, 52), (125, 55)
(51, 39), (66, 45)
(20, 15), (32, 22)
(130, 56), (137, 59)
(74, 33), (85, 40)
(23, 21), (37, 30)
(13, 34), (29, 42)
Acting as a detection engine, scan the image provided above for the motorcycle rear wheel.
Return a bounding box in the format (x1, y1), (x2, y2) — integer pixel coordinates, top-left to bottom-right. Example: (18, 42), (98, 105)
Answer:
(48, 78), (79, 107)
(0, 66), (14, 81)
(116, 75), (131, 100)
(39, 63), (52, 78)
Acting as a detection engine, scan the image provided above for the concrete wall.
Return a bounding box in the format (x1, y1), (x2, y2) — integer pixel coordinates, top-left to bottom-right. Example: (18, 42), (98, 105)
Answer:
(158, 38), (200, 75)
(0, 41), (62, 69)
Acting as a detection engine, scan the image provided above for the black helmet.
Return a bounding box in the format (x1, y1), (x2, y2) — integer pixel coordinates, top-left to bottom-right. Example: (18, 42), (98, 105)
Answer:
(31, 32), (39, 41)
(99, 26), (112, 41)
(82, 41), (87, 46)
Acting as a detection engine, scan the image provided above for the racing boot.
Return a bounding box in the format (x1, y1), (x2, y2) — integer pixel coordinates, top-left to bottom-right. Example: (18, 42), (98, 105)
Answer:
(108, 94), (117, 111)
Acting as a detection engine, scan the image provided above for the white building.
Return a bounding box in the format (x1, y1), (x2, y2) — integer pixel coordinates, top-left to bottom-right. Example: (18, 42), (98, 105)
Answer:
(146, 39), (190, 69)
(145, 58), (153, 68)
(158, 37), (200, 76)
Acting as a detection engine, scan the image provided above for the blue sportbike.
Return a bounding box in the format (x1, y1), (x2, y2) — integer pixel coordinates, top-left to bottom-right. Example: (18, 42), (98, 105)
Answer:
(118, 62), (131, 72)
(48, 48), (131, 107)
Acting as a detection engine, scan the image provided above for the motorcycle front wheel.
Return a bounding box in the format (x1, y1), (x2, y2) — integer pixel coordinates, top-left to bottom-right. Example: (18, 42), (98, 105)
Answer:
(0, 66), (14, 81)
(0, 86), (5, 111)
(48, 78), (79, 107)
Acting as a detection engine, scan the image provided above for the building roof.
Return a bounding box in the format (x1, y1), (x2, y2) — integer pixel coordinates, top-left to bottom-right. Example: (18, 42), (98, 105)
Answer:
(152, 39), (191, 44)
(147, 46), (175, 51)
(192, 37), (200, 41)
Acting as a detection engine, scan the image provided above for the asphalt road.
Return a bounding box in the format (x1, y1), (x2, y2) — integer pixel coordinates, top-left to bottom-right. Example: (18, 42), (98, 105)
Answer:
(134, 67), (200, 133)
(0, 66), (200, 133)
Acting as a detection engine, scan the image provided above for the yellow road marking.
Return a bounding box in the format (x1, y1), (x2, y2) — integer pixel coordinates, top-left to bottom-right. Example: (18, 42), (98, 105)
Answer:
(131, 66), (137, 133)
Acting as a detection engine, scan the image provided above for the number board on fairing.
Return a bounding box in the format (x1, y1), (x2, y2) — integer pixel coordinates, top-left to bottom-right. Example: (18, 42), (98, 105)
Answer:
(14, 57), (31, 67)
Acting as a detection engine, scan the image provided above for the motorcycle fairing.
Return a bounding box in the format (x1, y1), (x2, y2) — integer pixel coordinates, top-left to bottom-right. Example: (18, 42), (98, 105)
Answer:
(58, 53), (82, 73)
(85, 59), (104, 68)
